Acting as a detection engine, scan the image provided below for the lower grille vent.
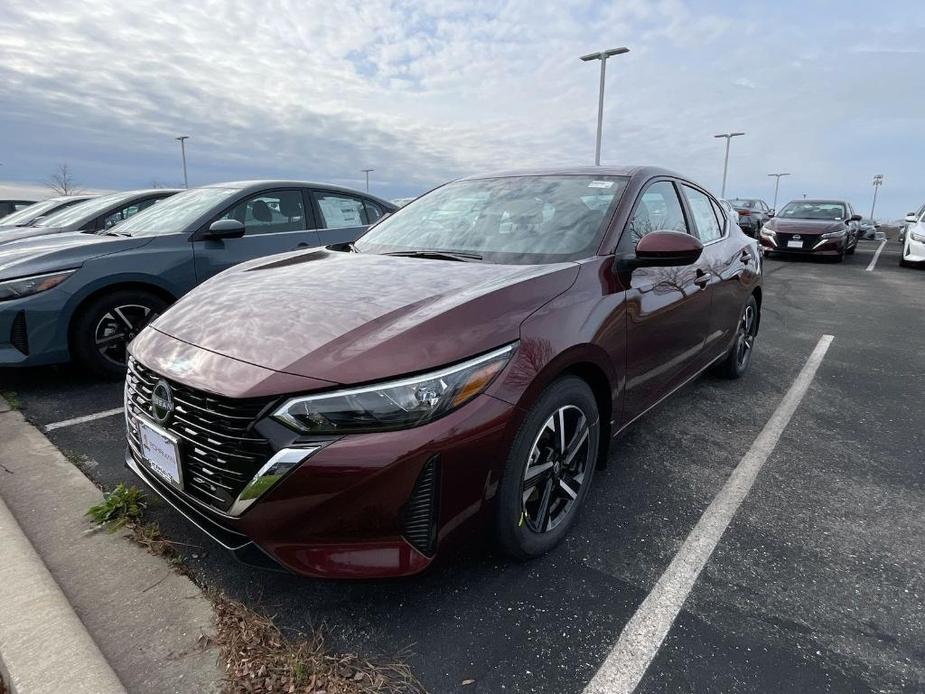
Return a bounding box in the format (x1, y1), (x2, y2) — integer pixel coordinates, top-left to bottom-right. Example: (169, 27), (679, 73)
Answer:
(10, 311), (28, 355)
(400, 457), (440, 556)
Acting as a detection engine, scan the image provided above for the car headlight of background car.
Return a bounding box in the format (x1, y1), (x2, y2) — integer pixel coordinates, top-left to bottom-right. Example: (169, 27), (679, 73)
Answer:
(821, 230), (847, 239)
(0, 269), (77, 302)
(910, 229), (925, 243)
(273, 343), (517, 434)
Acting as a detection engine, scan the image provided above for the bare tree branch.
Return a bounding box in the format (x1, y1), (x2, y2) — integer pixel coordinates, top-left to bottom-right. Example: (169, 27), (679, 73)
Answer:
(46, 163), (82, 196)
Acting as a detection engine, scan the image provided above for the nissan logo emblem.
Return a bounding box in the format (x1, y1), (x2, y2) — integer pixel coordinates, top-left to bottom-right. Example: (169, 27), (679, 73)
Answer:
(151, 380), (175, 424)
(793, 234), (801, 239)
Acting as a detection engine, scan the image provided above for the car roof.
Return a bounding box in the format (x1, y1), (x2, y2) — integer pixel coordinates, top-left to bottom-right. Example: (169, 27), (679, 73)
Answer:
(458, 165), (682, 181)
(790, 199), (847, 204)
(203, 180), (396, 207)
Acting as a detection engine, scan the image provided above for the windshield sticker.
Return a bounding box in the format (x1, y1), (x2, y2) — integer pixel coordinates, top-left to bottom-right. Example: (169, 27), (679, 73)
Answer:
(588, 181), (613, 188)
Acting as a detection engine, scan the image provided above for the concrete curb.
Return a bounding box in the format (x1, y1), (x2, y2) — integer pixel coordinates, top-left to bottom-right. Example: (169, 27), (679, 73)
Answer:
(0, 486), (127, 693)
(0, 394), (222, 693)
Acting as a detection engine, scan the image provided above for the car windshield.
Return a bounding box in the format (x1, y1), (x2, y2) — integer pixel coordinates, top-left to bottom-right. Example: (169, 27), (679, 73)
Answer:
(1, 198), (76, 226)
(355, 175), (628, 264)
(113, 187), (241, 237)
(729, 199), (758, 209)
(778, 201), (847, 220)
(33, 192), (141, 227)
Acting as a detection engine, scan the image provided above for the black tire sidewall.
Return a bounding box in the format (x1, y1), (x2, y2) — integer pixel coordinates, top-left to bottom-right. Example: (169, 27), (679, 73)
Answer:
(495, 376), (600, 559)
(72, 289), (167, 378)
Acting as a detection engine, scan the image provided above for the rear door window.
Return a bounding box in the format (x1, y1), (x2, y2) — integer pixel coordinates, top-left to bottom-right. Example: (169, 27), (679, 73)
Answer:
(314, 192), (369, 228)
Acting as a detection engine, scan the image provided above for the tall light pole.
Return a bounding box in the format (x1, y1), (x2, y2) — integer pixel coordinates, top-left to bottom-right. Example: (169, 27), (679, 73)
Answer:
(869, 174), (884, 222)
(767, 172), (790, 211)
(580, 47), (630, 166)
(175, 136), (190, 188)
(361, 168), (374, 193)
(714, 132), (745, 198)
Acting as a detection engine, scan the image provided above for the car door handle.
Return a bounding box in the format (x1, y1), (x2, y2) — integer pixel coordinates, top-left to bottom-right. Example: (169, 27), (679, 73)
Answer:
(694, 269), (711, 288)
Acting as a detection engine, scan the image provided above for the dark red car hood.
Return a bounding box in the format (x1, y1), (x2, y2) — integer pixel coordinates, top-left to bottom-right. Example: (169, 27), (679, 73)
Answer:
(764, 218), (846, 236)
(150, 249), (579, 385)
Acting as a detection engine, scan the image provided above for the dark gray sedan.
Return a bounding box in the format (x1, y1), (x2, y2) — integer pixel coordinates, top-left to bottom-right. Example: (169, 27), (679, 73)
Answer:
(0, 180), (395, 376)
(0, 189), (180, 245)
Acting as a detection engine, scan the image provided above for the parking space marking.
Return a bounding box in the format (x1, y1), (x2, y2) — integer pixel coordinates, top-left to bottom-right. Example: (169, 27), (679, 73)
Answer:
(584, 334), (834, 694)
(45, 408), (124, 432)
(866, 239), (887, 272)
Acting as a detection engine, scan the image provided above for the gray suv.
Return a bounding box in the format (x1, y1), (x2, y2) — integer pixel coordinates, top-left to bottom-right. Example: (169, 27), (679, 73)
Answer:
(0, 180), (395, 376)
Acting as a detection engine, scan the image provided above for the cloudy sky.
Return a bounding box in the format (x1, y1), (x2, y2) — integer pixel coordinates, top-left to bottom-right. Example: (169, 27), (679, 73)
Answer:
(1, 0), (922, 217)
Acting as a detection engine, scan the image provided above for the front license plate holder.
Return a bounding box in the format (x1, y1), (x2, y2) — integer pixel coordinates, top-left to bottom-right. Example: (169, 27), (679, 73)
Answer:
(787, 240), (803, 249)
(138, 418), (183, 489)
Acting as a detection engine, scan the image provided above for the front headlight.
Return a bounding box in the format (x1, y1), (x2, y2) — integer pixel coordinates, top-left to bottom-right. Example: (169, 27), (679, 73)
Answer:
(759, 228), (776, 237)
(911, 230), (925, 243)
(273, 343), (517, 434)
(0, 269), (77, 301)
(821, 230), (847, 239)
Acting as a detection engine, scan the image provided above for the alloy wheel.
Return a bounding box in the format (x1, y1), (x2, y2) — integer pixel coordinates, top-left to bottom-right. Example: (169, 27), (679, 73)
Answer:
(521, 405), (592, 533)
(736, 303), (757, 369)
(94, 304), (158, 368)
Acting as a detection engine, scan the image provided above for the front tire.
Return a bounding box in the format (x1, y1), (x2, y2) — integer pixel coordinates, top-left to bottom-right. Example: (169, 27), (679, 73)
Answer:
(71, 289), (168, 378)
(714, 295), (758, 379)
(495, 377), (600, 560)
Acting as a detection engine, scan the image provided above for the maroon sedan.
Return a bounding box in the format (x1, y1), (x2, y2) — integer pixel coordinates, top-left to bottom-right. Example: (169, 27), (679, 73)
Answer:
(759, 199), (861, 261)
(124, 166), (762, 578)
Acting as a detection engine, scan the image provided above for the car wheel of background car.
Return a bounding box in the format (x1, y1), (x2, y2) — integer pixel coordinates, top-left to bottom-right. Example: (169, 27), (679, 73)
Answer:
(714, 295), (759, 380)
(72, 289), (168, 378)
(846, 243), (856, 255)
(495, 376), (600, 560)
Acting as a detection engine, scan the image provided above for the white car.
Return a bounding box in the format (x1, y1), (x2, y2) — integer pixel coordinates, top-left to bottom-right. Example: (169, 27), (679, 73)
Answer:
(900, 204), (925, 267)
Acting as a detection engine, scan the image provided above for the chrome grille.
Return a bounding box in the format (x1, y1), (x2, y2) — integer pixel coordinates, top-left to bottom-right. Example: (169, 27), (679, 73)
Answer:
(125, 357), (275, 512)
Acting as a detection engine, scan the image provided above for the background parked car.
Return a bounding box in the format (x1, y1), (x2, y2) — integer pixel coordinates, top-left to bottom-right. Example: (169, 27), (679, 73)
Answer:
(0, 195), (97, 230)
(0, 200), (37, 219)
(123, 166), (762, 579)
(759, 199), (861, 261)
(726, 198), (772, 237)
(0, 180), (396, 376)
(900, 205), (925, 267)
(0, 189), (180, 245)
(857, 218), (879, 239)
(900, 204), (925, 245)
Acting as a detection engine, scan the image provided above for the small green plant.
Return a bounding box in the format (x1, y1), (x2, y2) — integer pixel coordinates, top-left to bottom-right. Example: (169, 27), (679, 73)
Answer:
(0, 390), (20, 410)
(86, 483), (147, 531)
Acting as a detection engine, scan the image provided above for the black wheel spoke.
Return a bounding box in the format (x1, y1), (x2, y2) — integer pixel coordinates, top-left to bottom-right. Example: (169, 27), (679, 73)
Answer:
(536, 478), (554, 531)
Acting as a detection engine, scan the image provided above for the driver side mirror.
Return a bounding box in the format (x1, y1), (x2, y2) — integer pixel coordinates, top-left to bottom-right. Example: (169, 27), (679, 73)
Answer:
(618, 230), (704, 270)
(205, 219), (245, 239)
(905, 213), (917, 223)
(767, 209), (775, 218)
(848, 214), (862, 222)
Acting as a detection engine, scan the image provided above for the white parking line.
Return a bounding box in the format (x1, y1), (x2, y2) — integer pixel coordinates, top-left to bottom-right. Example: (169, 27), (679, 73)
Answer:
(45, 408), (124, 432)
(866, 239), (887, 272)
(584, 334), (834, 694)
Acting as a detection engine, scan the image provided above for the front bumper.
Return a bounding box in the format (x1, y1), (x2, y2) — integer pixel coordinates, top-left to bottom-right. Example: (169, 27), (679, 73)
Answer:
(759, 233), (845, 256)
(0, 288), (72, 367)
(903, 234), (925, 263)
(125, 387), (518, 579)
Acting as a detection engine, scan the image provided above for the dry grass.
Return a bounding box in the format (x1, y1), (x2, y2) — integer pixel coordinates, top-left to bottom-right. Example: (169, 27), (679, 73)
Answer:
(211, 594), (425, 694)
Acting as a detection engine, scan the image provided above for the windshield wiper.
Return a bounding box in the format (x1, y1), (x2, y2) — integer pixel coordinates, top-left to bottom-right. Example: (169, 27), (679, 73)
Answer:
(102, 230), (130, 237)
(383, 249), (482, 262)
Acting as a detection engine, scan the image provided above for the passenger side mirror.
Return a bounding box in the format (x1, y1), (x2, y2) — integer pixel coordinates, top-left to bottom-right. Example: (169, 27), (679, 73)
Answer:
(767, 209), (775, 218)
(628, 230), (704, 268)
(849, 214), (862, 222)
(905, 213), (917, 223)
(205, 219), (245, 239)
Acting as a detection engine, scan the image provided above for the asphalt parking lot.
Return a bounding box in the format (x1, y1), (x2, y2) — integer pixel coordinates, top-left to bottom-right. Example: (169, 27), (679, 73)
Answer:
(1, 238), (923, 693)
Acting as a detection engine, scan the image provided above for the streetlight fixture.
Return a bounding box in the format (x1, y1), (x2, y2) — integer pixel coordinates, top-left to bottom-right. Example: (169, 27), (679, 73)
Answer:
(713, 132), (745, 198)
(870, 174), (884, 222)
(175, 136), (190, 188)
(361, 169), (375, 193)
(580, 47), (630, 166)
(767, 172), (791, 211)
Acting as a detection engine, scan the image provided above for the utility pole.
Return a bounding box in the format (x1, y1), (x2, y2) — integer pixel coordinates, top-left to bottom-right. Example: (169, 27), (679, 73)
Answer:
(361, 169), (374, 193)
(714, 132), (745, 198)
(579, 47), (630, 166)
(767, 172), (790, 211)
(175, 136), (190, 188)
